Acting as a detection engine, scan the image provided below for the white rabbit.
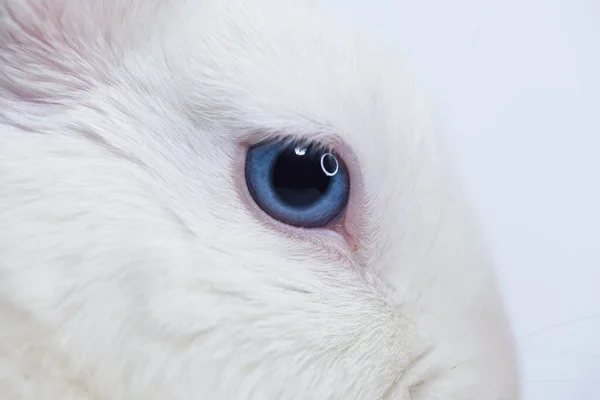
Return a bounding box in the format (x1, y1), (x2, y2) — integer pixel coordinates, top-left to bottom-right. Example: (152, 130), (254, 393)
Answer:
(0, 0), (520, 399)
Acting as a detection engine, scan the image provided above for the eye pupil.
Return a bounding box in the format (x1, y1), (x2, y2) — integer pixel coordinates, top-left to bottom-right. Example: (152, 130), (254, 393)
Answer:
(272, 145), (331, 208)
(245, 140), (350, 228)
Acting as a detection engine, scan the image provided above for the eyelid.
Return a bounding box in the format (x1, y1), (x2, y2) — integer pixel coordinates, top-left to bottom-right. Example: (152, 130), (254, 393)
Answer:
(237, 129), (345, 154)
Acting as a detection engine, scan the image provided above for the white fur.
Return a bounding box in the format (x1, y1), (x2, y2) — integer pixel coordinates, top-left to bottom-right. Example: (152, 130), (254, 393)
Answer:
(0, 0), (519, 399)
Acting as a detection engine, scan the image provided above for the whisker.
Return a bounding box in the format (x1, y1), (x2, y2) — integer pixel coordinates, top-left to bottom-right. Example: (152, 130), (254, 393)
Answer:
(519, 314), (600, 340)
(525, 380), (587, 385)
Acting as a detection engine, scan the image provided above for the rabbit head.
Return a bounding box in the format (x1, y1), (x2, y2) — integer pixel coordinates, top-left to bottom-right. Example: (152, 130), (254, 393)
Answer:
(0, 0), (519, 399)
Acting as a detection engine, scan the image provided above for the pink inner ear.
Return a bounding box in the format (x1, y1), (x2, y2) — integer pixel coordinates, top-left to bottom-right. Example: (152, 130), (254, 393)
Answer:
(3, 0), (70, 47)
(1, 0), (98, 104)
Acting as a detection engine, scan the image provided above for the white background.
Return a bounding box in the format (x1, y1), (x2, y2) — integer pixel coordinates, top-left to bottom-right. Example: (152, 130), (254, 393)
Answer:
(331, 1), (600, 399)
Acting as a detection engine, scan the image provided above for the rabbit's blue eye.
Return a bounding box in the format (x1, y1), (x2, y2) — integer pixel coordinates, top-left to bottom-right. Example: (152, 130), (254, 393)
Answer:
(245, 140), (350, 228)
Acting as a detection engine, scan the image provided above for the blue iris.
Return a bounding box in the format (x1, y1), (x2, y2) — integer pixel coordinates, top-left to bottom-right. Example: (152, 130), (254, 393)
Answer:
(245, 140), (350, 228)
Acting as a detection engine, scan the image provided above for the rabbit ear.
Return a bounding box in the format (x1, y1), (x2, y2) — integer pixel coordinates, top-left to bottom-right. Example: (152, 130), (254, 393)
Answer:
(0, 0), (117, 61)
(0, 0), (168, 103)
(0, 0), (108, 103)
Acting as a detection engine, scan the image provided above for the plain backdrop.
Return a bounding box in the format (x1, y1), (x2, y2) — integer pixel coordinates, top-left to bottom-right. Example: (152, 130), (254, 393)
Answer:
(329, 1), (600, 399)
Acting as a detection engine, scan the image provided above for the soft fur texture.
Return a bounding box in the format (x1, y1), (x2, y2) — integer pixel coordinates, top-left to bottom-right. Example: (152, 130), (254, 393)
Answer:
(0, 0), (519, 399)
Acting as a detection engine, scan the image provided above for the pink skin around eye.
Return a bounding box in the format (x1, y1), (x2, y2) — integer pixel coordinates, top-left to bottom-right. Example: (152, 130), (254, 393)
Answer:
(232, 136), (366, 263)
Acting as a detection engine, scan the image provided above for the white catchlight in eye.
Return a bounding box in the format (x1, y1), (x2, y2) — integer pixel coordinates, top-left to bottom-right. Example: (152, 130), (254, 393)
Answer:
(320, 153), (339, 177)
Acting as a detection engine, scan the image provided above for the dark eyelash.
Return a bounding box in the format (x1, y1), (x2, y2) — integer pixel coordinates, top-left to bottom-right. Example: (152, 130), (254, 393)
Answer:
(250, 134), (335, 156)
